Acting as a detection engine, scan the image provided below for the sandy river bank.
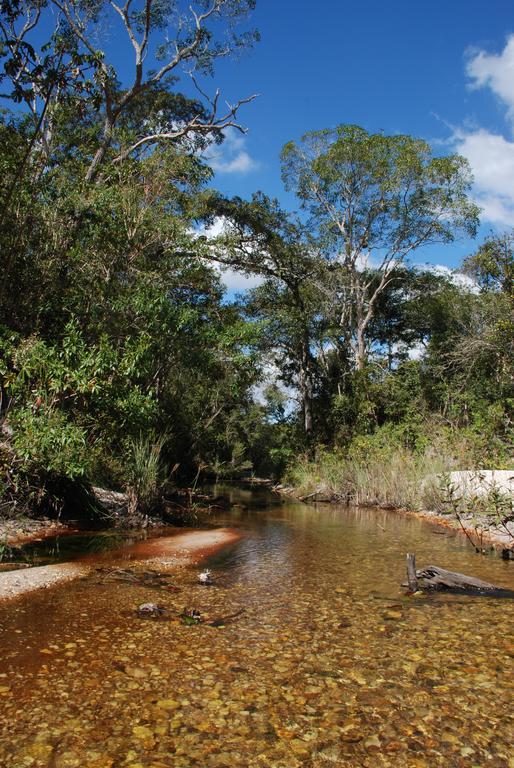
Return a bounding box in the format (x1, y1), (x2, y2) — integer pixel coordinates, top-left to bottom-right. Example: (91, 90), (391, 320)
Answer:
(0, 527), (242, 602)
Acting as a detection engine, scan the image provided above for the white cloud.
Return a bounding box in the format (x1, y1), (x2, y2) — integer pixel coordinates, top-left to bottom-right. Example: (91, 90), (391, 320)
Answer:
(418, 263), (478, 291)
(218, 267), (263, 293)
(407, 342), (425, 361)
(196, 217), (264, 294)
(454, 128), (514, 226)
(251, 362), (296, 412)
(466, 35), (514, 121)
(214, 151), (256, 174)
(201, 217), (227, 238)
(456, 129), (514, 198)
(354, 251), (397, 271)
(451, 35), (514, 228)
(206, 129), (259, 175)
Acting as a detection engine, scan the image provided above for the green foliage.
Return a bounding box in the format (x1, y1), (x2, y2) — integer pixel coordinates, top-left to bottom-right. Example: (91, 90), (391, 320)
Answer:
(10, 408), (90, 480)
(463, 231), (514, 298)
(280, 124), (479, 371)
(285, 422), (474, 512)
(431, 471), (514, 550)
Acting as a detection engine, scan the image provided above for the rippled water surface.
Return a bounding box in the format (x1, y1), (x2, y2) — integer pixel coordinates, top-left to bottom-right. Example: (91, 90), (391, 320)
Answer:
(0, 487), (513, 767)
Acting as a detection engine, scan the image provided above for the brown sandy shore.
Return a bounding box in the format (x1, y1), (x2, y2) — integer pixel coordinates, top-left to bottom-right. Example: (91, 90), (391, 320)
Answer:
(0, 527), (242, 603)
(395, 506), (514, 552)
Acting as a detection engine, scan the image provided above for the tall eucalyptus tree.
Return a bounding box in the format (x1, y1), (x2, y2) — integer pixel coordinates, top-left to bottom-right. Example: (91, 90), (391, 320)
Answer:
(281, 124), (479, 370)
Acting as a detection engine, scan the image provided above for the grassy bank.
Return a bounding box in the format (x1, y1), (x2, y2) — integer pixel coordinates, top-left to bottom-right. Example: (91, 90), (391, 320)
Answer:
(285, 445), (447, 510)
(284, 426), (514, 550)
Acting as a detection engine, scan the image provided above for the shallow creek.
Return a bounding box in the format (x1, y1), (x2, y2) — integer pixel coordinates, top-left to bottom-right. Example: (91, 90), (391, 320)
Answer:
(0, 486), (513, 768)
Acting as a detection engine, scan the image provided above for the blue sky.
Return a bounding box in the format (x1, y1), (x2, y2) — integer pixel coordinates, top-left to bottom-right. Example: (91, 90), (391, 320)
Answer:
(195, 0), (514, 273)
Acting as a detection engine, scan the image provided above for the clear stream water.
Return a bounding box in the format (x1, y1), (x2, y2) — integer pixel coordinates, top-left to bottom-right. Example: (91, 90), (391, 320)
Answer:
(0, 486), (513, 768)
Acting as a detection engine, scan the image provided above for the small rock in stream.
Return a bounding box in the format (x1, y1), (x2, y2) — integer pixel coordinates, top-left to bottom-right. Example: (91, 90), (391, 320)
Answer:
(136, 603), (165, 618)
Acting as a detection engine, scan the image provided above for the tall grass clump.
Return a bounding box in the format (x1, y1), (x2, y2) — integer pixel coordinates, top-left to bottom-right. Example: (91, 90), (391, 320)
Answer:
(124, 433), (168, 519)
(286, 447), (448, 510)
(284, 423), (483, 512)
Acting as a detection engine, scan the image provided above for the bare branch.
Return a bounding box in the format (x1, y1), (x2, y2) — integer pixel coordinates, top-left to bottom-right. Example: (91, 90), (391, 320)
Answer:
(109, 0), (141, 54)
(112, 92), (257, 164)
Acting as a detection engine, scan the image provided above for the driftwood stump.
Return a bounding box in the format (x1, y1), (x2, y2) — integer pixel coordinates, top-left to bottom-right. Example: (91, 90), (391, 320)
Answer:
(406, 553), (418, 592)
(405, 555), (514, 597)
(416, 565), (514, 596)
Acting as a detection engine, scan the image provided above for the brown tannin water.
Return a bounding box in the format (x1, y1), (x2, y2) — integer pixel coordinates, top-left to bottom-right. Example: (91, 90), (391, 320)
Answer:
(0, 486), (513, 767)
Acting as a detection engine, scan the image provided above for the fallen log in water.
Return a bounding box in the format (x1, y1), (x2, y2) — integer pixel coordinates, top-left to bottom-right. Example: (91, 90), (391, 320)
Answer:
(405, 554), (514, 596)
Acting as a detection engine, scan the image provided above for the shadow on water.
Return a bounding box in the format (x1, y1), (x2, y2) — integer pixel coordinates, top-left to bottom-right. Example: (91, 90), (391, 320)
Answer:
(9, 483), (512, 600)
(5, 529), (150, 567)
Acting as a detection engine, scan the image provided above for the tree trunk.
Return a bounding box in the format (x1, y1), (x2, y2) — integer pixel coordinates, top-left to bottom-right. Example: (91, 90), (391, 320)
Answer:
(299, 337), (314, 445)
(299, 366), (313, 439)
(85, 118), (114, 183)
(355, 325), (366, 371)
(85, 143), (109, 183)
(387, 341), (393, 371)
(406, 553), (418, 591)
(303, 380), (313, 437)
(354, 289), (367, 371)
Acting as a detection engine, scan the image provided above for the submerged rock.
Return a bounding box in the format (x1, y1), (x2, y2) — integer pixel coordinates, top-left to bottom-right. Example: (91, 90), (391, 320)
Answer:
(136, 603), (165, 618)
